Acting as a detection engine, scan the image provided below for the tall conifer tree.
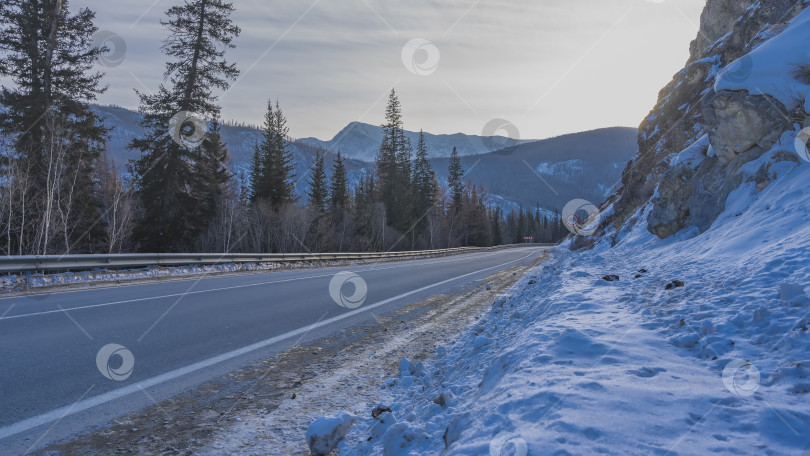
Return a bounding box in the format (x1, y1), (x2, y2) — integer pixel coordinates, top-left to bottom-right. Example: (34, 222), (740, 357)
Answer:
(129, 0), (240, 252)
(329, 151), (349, 215)
(376, 89), (412, 235)
(250, 100), (296, 209)
(447, 146), (464, 213)
(0, 0), (107, 254)
(307, 153), (328, 218)
(411, 130), (436, 242)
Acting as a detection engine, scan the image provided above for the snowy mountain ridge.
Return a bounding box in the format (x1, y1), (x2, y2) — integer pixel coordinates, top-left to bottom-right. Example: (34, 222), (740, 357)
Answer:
(88, 105), (637, 212)
(299, 121), (536, 162)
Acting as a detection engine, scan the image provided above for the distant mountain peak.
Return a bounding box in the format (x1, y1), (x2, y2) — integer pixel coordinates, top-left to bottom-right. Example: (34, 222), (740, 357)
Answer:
(299, 121), (537, 162)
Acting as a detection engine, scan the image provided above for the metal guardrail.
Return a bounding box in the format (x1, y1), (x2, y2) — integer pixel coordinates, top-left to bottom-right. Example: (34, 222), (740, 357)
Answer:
(0, 243), (554, 274)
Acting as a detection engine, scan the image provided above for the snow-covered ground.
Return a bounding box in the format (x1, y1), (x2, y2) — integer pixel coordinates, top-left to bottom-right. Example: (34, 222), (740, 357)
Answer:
(325, 148), (810, 454)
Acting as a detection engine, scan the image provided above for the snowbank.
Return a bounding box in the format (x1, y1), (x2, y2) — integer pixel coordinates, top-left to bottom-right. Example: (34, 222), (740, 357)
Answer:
(333, 158), (810, 454)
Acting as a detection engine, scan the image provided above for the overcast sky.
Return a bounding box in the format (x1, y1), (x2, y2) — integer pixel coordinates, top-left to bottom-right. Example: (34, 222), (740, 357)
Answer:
(74, 0), (706, 141)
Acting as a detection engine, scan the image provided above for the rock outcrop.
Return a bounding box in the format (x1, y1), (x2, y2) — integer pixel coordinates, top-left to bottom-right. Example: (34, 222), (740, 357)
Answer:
(690, 0), (750, 59)
(703, 92), (792, 164)
(597, 0), (808, 243)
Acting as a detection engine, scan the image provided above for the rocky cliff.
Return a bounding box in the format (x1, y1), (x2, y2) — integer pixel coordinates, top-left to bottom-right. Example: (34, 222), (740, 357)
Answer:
(590, 0), (809, 245)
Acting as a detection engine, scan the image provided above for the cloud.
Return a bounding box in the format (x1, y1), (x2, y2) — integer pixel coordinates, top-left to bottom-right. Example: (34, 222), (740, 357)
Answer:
(73, 0), (705, 141)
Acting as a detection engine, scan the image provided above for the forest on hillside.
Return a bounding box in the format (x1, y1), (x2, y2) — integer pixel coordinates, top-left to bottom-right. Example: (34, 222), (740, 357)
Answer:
(0, 0), (568, 255)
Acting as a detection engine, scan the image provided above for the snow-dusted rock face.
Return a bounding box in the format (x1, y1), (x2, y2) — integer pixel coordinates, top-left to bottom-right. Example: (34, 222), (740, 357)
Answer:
(603, 0), (809, 241)
(690, 0), (750, 58)
(704, 91), (792, 163)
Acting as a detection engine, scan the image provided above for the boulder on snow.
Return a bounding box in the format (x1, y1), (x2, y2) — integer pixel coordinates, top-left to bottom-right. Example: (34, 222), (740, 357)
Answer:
(371, 405), (392, 419)
(306, 412), (357, 455)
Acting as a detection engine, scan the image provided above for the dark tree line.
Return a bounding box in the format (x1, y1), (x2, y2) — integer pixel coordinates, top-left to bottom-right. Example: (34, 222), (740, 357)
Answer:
(0, 0), (567, 256)
(0, 0), (108, 255)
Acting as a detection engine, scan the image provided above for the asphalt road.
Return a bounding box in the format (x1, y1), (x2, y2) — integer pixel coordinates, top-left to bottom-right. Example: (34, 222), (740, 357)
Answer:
(0, 246), (543, 452)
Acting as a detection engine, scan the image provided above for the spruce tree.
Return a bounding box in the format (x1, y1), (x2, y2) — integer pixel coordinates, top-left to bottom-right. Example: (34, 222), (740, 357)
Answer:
(447, 147), (464, 212)
(0, 0), (107, 254)
(129, 0), (240, 252)
(329, 151), (349, 215)
(249, 136), (264, 201)
(492, 206), (503, 245)
(465, 185), (489, 246)
(305, 152), (329, 251)
(516, 207), (526, 242)
(411, 130), (436, 242)
(353, 172), (379, 250)
(250, 100), (296, 209)
(307, 153), (328, 218)
(195, 121), (232, 225)
(376, 89), (411, 235)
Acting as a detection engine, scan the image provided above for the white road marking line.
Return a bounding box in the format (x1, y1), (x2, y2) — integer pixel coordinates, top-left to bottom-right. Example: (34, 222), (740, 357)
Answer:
(0, 250), (537, 441)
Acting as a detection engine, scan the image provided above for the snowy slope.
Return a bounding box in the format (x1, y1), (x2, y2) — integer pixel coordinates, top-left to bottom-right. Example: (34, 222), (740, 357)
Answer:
(716, 6), (810, 112)
(336, 136), (810, 455)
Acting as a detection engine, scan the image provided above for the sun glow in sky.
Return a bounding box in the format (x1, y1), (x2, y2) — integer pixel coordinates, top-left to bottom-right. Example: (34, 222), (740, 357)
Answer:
(76, 0), (706, 141)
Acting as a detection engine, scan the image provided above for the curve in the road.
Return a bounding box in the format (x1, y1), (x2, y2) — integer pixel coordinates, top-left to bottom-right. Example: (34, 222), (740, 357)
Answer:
(0, 247), (542, 450)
